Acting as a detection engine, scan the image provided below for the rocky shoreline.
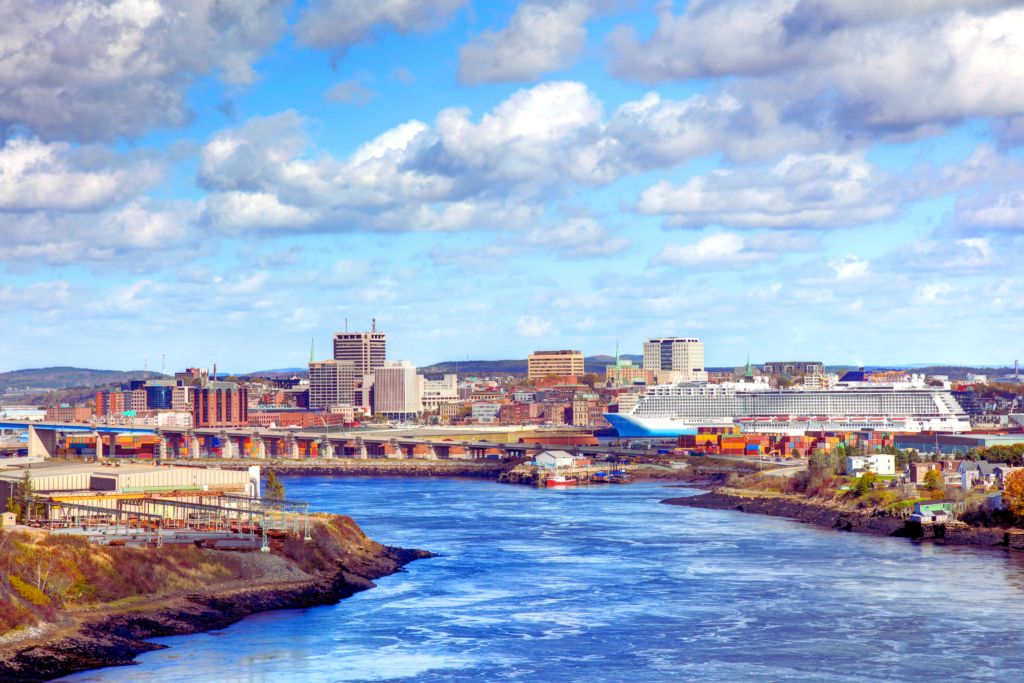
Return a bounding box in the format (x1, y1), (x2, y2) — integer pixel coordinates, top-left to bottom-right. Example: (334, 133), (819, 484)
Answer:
(662, 490), (1024, 550)
(0, 518), (434, 683)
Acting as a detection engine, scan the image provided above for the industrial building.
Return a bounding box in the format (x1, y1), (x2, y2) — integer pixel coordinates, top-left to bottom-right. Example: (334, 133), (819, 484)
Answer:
(528, 350), (585, 380)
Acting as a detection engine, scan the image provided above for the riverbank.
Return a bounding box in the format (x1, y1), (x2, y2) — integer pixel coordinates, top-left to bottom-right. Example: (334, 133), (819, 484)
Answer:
(0, 515), (433, 683)
(662, 489), (1024, 550)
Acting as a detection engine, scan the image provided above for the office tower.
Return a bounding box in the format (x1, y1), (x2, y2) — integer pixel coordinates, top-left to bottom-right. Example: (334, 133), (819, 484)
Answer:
(642, 338), (707, 382)
(527, 350), (584, 380)
(333, 321), (386, 376)
(308, 359), (356, 410)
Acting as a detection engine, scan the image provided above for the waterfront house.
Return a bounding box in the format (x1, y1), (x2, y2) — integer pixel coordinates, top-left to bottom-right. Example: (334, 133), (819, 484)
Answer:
(911, 499), (959, 522)
(985, 491), (1005, 511)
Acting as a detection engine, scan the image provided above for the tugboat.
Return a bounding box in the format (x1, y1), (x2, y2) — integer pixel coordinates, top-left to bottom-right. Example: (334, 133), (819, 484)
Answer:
(546, 475), (578, 487)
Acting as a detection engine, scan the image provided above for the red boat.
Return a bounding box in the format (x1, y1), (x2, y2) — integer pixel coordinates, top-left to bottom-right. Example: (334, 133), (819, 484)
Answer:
(546, 475), (577, 487)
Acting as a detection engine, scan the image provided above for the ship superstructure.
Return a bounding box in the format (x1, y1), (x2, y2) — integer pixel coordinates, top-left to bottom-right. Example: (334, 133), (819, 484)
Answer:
(603, 374), (970, 437)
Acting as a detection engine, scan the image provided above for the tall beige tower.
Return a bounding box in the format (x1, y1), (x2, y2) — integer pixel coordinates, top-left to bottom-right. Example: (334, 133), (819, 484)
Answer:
(642, 338), (707, 382)
(333, 320), (386, 376)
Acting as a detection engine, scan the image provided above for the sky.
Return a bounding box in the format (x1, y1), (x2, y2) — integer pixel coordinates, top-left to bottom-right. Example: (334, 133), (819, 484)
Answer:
(3, 0), (1024, 373)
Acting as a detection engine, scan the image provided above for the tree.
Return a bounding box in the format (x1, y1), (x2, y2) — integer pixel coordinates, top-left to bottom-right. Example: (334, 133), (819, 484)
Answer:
(855, 472), (878, 496)
(580, 373), (599, 388)
(265, 470), (286, 499)
(14, 471), (36, 524)
(1003, 469), (1024, 519)
(923, 469), (945, 492)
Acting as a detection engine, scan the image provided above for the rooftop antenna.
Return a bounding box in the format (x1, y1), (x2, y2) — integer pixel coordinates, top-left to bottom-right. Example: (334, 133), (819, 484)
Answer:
(372, 317), (376, 333)
(311, 338), (315, 363)
(144, 356), (147, 374)
(345, 318), (348, 333)
(162, 354), (165, 376)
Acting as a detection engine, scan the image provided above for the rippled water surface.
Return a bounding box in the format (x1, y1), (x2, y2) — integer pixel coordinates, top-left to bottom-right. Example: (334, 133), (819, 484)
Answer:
(60, 477), (1024, 682)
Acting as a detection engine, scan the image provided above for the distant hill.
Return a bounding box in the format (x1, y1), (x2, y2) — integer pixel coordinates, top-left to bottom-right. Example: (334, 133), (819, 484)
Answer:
(0, 367), (165, 392)
(585, 354), (643, 367)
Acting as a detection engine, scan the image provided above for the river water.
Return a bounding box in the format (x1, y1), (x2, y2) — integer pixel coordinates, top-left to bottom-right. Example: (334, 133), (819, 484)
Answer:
(60, 477), (1024, 682)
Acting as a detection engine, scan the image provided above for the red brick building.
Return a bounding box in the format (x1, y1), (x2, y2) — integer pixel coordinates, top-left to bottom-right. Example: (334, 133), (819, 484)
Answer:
(192, 383), (249, 428)
(45, 405), (93, 422)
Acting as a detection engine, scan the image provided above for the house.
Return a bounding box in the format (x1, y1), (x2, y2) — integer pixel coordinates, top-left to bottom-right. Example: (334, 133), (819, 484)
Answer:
(959, 461), (1000, 489)
(994, 466), (1024, 487)
(847, 453), (896, 476)
(984, 491), (1004, 511)
(911, 499), (959, 522)
(534, 450), (575, 468)
(909, 462), (939, 484)
(1, 511), (15, 527)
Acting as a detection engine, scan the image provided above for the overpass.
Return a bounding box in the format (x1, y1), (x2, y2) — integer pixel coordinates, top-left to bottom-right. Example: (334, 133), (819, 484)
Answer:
(4, 420), (799, 466)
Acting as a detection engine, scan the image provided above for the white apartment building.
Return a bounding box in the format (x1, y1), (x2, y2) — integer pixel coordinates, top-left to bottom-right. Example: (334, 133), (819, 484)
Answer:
(471, 402), (503, 424)
(308, 359), (356, 410)
(374, 361), (420, 420)
(643, 338), (708, 382)
(419, 374), (458, 410)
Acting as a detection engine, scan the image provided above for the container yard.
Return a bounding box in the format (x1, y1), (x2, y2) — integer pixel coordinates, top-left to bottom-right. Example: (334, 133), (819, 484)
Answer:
(678, 427), (899, 458)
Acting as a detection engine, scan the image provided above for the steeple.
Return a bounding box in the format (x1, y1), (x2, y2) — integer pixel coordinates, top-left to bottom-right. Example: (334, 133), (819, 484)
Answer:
(745, 352), (753, 379)
(310, 338), (315, 363)
(615, 340), (620, 368)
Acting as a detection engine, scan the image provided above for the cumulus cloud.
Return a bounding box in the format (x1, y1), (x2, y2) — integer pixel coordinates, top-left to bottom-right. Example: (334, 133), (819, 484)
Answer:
(523, 218), (630, 259)
(608, 0), (1024, 140)
(515, 315), (555, 337)
(0, 138), (164, 212)
(0, 0), (287, 143)
(195, 82), (838, 236)
(294, 0), (465, 62)
(324, 79), (381, 106)
(636, 153), (903, 229)
(0, 281), (77, 311)
(650, 232), (788, 270)
(879, 236), (1008, 275)
(457, 1), (591, 85)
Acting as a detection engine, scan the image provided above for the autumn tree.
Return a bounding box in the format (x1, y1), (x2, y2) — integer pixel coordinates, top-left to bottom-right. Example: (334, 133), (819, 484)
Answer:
(923, 469), (945, 492)
(1003, 469), (1024, 520)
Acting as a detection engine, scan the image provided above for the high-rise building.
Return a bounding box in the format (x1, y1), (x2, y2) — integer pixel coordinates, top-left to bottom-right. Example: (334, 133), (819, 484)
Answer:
(373, 361), (420, 420)
(333, 325), (386, 376)
(308, 360), (356, 410)
(642, 338), (707, 382)
(527, 350), (584, 380)
(419, 374), (458, 410)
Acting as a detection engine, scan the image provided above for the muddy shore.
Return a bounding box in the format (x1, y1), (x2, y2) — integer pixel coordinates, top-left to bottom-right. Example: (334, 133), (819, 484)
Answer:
(222, 460), (514, 478)
(662, 489), (1024, 550)
(0, 519), (434, 683)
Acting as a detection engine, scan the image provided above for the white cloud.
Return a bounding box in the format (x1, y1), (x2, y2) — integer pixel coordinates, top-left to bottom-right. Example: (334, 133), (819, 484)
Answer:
(294, 0), (466, 61)
(457, 2), (591, 86)
(0, 0), (287, 142)
(0, 281), (77, 311)
(524, 219), (630, 259)
(608, 0), (1024, 140)
(515, 315), (555, 337)
(636, 153), (902, 229)
(0, 138), (164, 212)
(649, 232), (779, 270)
(829, 255), (870, 280)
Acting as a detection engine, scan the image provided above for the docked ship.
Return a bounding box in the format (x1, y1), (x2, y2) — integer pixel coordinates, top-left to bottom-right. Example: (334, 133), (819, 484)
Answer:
(603, 374), (970, 437)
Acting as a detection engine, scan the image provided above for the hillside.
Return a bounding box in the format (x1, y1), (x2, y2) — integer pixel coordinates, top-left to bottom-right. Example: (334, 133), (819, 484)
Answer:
(420, 359), (611, 375)
(0, 367), (164, 392)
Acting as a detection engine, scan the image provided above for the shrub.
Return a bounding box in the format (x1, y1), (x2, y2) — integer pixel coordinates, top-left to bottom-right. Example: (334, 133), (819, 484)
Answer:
(8, 575), (51, 607)
(0, 597), (36, 634)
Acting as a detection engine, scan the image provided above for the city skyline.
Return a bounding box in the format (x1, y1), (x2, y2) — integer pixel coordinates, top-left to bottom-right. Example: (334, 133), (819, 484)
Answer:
(3, 1), (1024, 369)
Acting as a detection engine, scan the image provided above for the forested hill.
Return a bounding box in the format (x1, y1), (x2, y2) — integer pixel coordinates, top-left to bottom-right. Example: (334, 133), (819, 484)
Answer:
(0, 367), (164, 391)
(420, 358), (614, 375)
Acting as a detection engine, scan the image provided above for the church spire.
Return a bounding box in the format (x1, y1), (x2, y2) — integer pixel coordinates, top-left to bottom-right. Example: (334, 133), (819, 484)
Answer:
(311, 338), (315, 363)
(745, 352), (752, 378)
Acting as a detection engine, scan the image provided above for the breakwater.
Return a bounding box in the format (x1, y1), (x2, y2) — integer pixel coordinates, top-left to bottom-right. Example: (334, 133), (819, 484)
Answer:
(221, 459), (514, 478)
(662, 489), (1024, 550)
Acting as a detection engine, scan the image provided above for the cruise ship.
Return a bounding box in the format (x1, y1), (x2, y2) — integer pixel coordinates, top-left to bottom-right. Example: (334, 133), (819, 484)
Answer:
(603, 374), (970, 437)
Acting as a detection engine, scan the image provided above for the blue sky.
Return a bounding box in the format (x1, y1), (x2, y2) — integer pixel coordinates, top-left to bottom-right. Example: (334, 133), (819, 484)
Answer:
(3, 0), (1024, 373)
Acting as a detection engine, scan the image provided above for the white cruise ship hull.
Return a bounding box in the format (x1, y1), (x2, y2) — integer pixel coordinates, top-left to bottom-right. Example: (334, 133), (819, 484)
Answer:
(604, 379), (971, 438)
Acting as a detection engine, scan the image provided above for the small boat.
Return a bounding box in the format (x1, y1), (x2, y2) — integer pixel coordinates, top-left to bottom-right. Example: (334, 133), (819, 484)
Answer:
(756, 416), (773, 423)
(607, 471), (633, 484)
(795, 416), (811, 422)
(850, 416), (867, 422)
(869, 416), (885, 422)
(775, 415), (790, 422)
(546, 475), (577, 487)
(892, 416), (907, 422)
(591, 472), (611, 483)
(736, 417), (755, 423)
(813, 416), (830, 422)
(833, 416), (847, 422)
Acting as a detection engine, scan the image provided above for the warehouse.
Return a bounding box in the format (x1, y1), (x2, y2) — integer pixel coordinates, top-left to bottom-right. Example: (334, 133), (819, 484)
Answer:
(0, 462), (259, 513)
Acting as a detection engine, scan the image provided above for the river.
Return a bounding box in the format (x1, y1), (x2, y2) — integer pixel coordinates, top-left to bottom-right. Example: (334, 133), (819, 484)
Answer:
(59, 477), (1024, 682)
